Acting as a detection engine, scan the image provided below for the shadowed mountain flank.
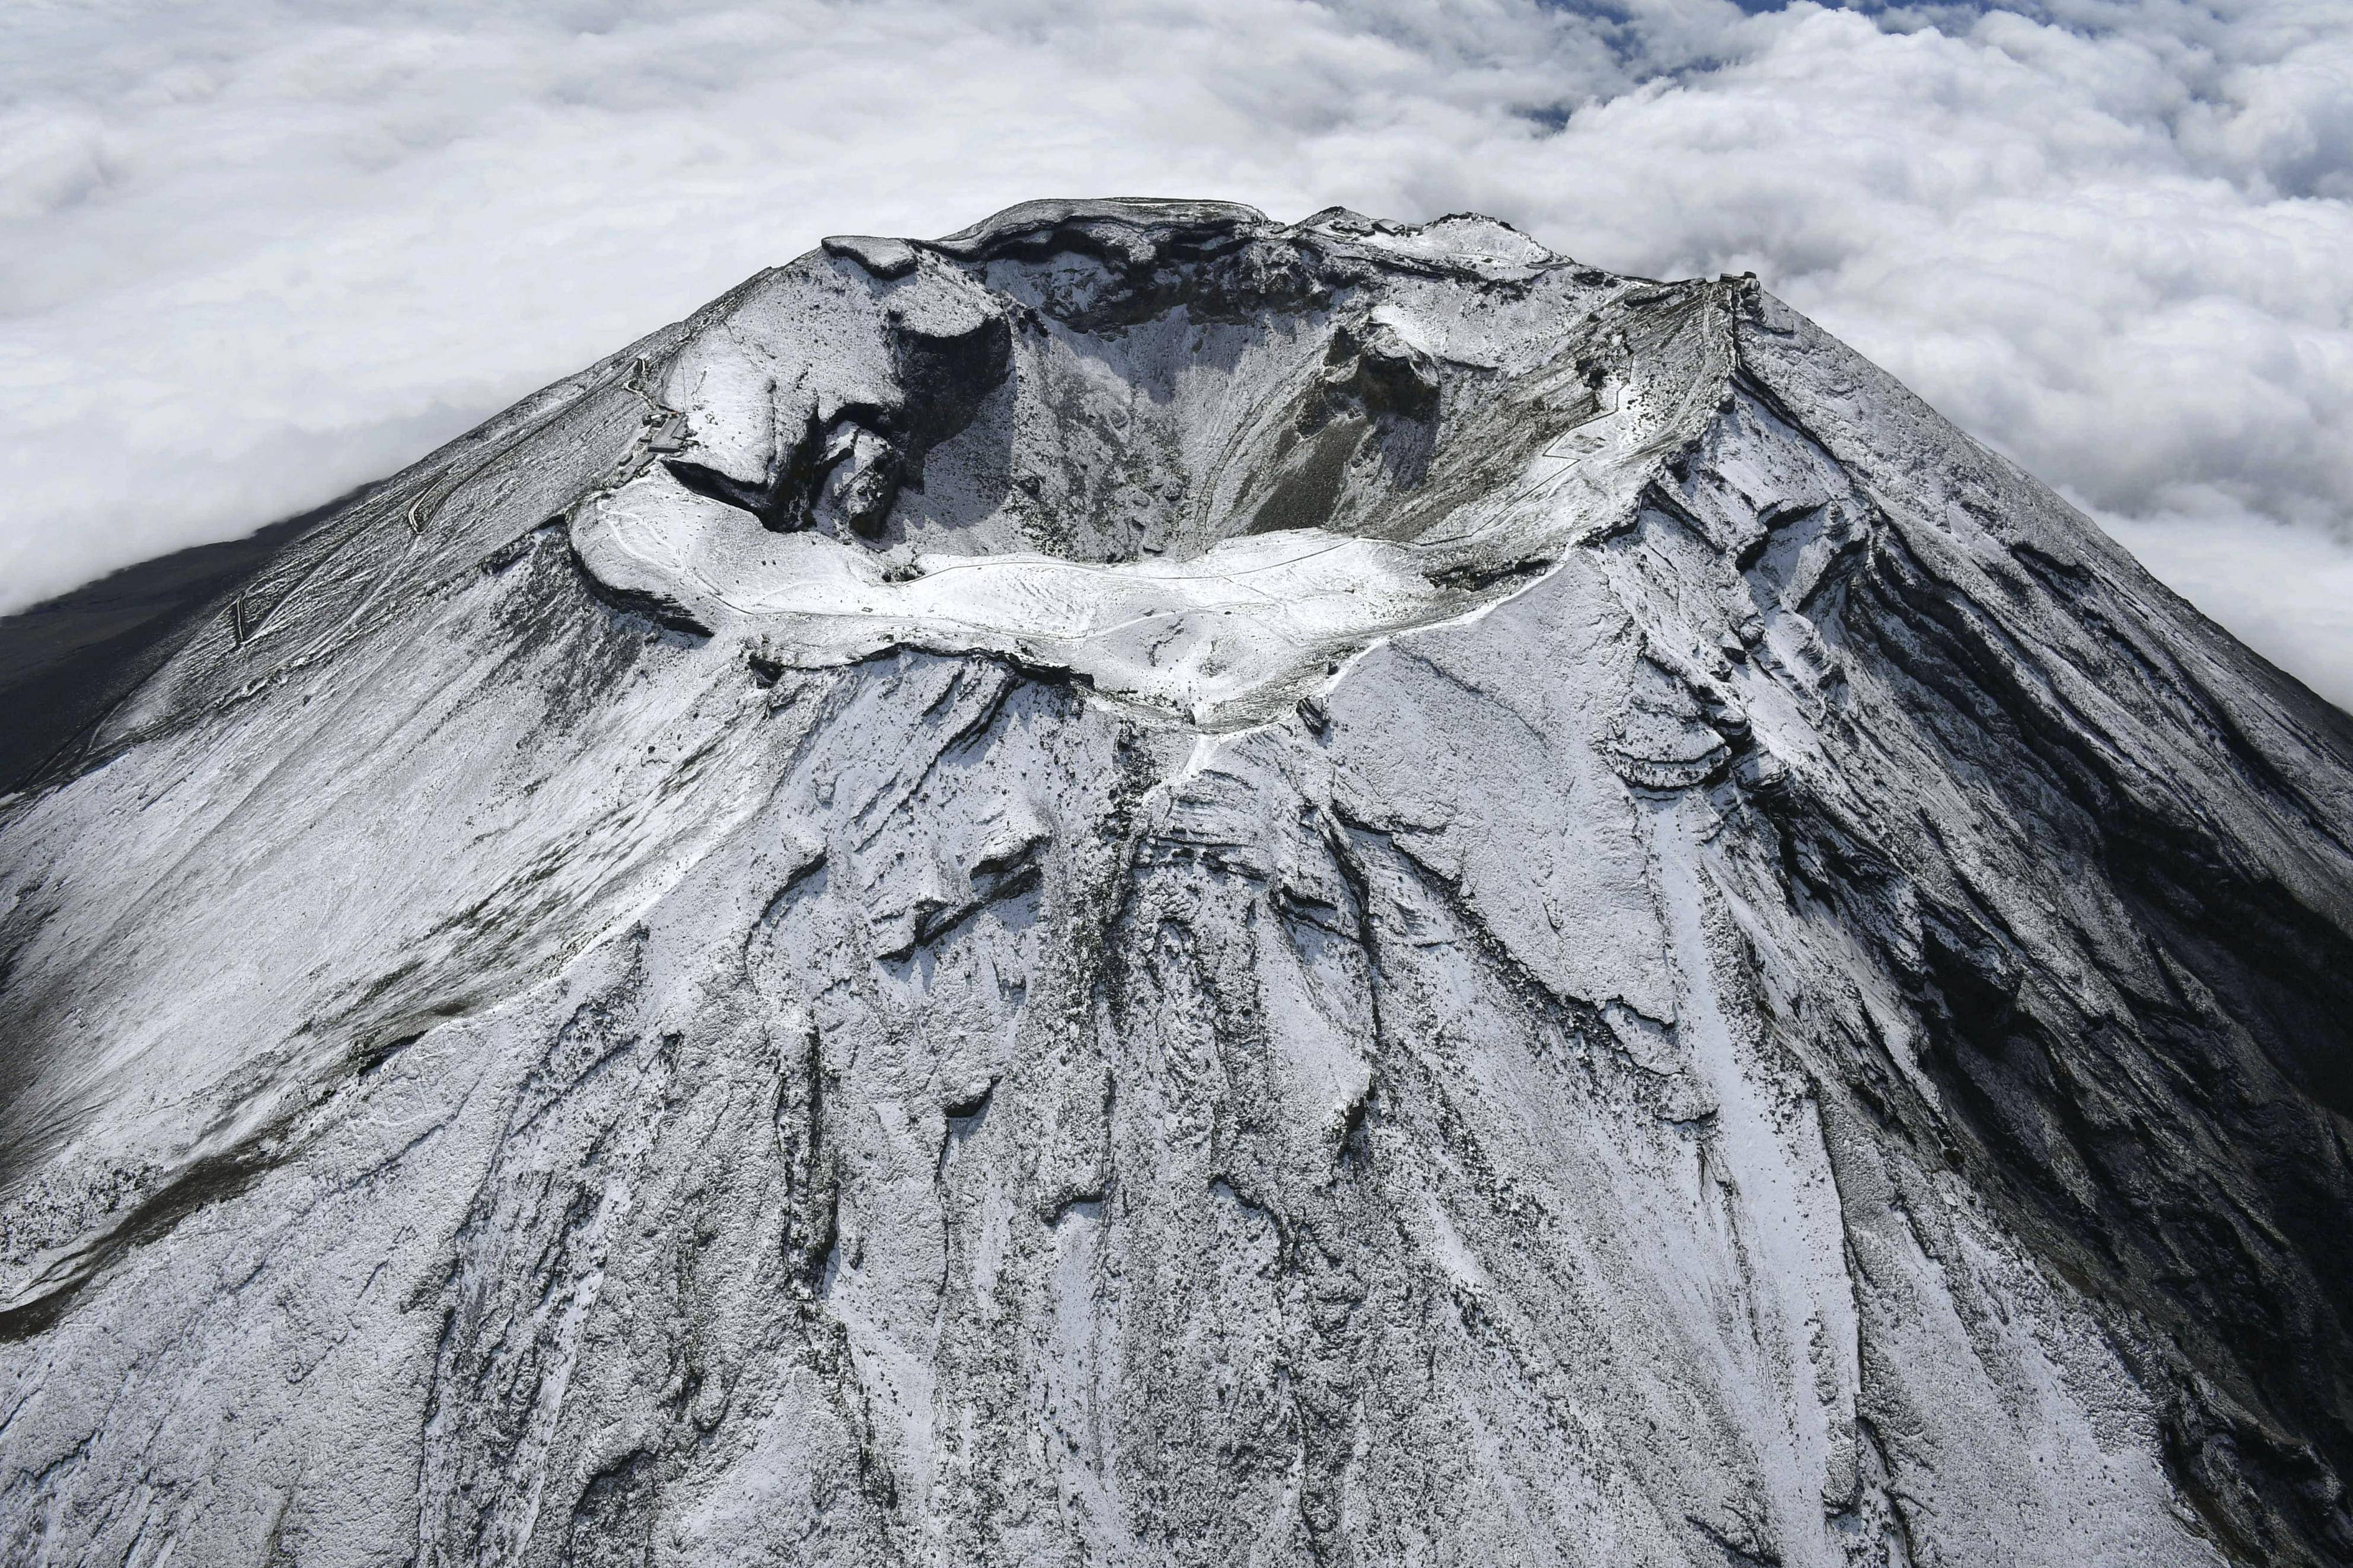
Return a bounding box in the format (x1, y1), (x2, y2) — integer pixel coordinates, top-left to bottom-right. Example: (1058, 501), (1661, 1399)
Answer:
(0, 490), (371, 799)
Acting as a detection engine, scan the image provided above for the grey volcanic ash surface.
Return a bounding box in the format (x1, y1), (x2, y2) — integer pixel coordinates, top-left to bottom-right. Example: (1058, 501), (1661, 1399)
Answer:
(2, 199), (2351, 1567)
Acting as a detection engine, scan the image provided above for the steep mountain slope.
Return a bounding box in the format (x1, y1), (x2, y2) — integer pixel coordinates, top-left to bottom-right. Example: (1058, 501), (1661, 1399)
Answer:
(1, 199), (2348, 1567)
(0, 490), (362, 799)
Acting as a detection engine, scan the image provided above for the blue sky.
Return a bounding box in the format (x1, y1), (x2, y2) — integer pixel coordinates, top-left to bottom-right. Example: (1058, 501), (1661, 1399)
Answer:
(4, 0), (2349, 701)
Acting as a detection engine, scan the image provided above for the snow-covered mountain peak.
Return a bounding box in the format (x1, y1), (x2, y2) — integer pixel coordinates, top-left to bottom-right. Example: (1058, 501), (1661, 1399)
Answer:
(1, 200), (2349, 1567)
(573, 199), (1720, 727)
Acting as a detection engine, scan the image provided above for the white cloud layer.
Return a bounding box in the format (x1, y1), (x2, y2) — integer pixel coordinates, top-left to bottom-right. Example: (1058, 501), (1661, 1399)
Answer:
(4, 0), (2349, 703)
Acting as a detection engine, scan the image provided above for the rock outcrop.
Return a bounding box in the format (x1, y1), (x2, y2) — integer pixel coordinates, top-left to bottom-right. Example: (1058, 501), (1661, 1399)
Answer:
(1, 199), (2349, 1567)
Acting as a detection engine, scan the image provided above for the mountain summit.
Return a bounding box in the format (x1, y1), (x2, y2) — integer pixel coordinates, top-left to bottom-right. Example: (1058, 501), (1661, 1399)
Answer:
(2, 199), (2349, 1566)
